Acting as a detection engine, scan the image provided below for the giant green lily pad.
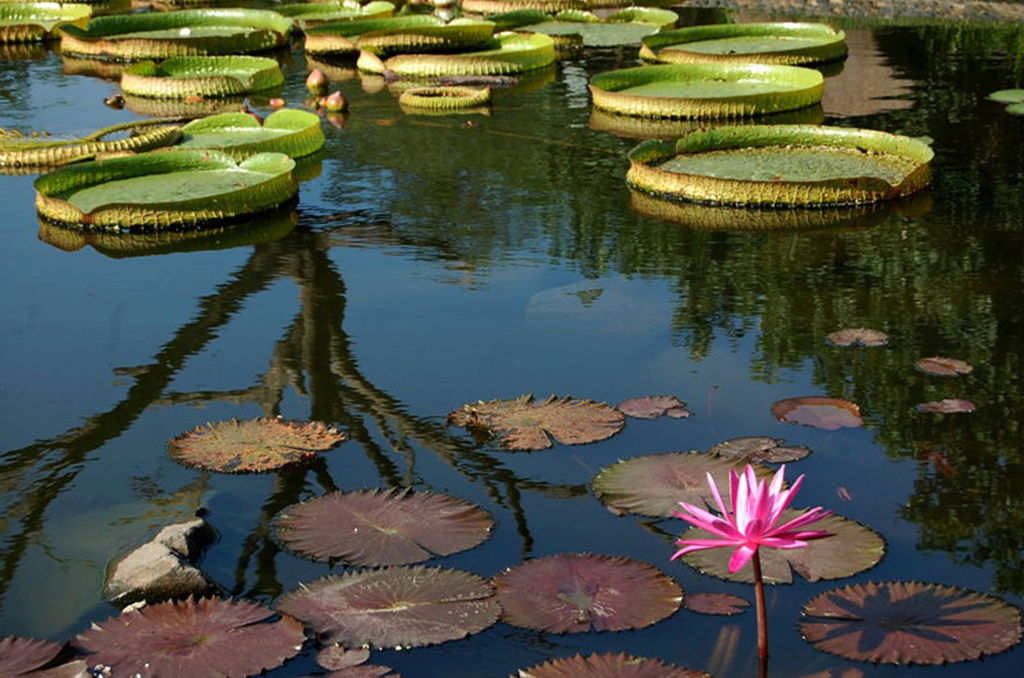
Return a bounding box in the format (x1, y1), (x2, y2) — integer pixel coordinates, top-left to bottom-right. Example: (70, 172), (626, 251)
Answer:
(35, 149), (297, 230)
(448, 393), (625, 450)
(178, 109), (325, 159)
(491, 8), (677, 47)
(120, 55), (284, 98)
(304, 15), (495, 59)
(0, 2), (91, 42)
(74, 597), (306, 678)
(627, 125), (933, 207)
(493, 554), (682, 633)
(514, 652), (710, 677)
(59, 8), (293, 60)
(677, 511), (885, 584)
(641, 22), (847, 66)
(800, 582), (1022, 664)
(358, 31), (556, 78)
(592, 451), (769, 518)
(274, 488), (493, 566)
(590, 62), (823, 119)
(276, 0), (394, 27)
(276, 566), (500, 649)
(168, 417), (345, 473)
(465, 0), (584, 14)
(1, 118), (180, 169)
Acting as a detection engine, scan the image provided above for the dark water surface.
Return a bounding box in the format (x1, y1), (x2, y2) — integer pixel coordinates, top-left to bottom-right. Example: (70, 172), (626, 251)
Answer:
(2, 7), (1024, 677)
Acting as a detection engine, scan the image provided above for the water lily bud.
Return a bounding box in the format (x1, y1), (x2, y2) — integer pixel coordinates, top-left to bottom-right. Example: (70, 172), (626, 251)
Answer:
(306, 68), (328, 95)
(322, 90), (347, 112)
(269, 98), (286, 109)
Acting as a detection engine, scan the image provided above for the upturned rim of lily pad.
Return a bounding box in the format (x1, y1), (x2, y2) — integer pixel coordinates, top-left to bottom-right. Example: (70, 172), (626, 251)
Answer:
(640, 21), (848, 66)
(304, 15), (494, 58)
(398, 86), (492, 110)
(1, 120), (180, 170)
(0, 2), (92, 43)
(120, 55), (284, 98)
(178, 109), (326, 159)
(357, 31), (556, 78)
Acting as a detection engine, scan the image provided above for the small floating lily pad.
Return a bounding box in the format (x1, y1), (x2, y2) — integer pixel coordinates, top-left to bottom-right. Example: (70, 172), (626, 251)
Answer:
(641, 22), (847, 66)
(678, 511), (884, 584)
(274, 488), (493, 566)
(627, 125), (933, 207)
(590, 62), (824, 119)
(591, 451), (770, 518)
(169, 417), (345, 473)
(707, 436), (810, 463)
(827, 328), (889, 347)
(358, 32), (556, 78)
(398, 86), (491, 110)
(915, 399), (976, 414)
(493, 554), (682, 633)
(35, 150), (297, 230)
(74, 597), (306, 678)
(276, 566), (500, 649)
(448, 393), (625, 450)
(683, 592), (750, 615)
(317, 646), (371, 671)
(59, 8), (293, 60)
(772, 397), (863, 430)
(178, 109), (325, 159)
(514, 652), (710, 678)
(800, 581), (1022, 664)
(120, 55), (284, 99)
(304, 15), (494, 58)
(988, 89), (1024, 104)
(494, 8), (677, 48)
(616, 395), (691, 419)
(915, 356), (973, 377)
(0, 3), (92, 43)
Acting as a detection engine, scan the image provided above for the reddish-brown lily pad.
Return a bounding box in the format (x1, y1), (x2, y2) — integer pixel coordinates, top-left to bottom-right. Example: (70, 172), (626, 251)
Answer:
(514, 652), (710, 677)
(826, 328), (889, 347)
(800, 581), (1022, 664)
(321, 667), (400, 677)
(592, 452), (770, 518)
(772, 397), (863, 430)
(74, 597), (305, 678)
(678, 511), (884, 584)
(276, 566), (500, 650)
(274, 489), (493, 566)
(0, 637), (82, 677)
(317, 646), (371, 670)
(616, 396), (692, 420)
(168, 417), (345, 472)
(447, 394), (625, 450)
(915, 399), (976, 413)
(915, 357), (973, 377)
(493, 553), (682, 633)
(683, 592), (750, 615)
(707, 436), (811, 463)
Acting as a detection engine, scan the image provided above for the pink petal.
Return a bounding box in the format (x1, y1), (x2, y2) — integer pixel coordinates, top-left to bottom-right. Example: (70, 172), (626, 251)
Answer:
(769, 508), (833, 536)
(671, 540), (734, 560)
(706, 471), (731, 518)
(727, 544), (757, 573)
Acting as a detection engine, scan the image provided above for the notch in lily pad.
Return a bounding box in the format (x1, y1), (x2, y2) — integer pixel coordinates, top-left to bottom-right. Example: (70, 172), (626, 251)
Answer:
(168, 417), (345, 473)
(772, 397), (863, 430)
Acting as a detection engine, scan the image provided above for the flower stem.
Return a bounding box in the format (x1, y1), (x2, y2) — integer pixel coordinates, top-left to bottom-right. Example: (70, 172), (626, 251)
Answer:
(752, 549), (768, 678)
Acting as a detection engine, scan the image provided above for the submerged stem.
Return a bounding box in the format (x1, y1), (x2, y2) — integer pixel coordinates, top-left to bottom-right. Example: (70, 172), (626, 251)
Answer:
(752, 549), (768, 678)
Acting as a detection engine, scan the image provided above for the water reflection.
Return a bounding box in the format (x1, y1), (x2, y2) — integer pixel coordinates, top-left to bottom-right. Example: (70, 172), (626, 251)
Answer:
(588, 105), (826, 140)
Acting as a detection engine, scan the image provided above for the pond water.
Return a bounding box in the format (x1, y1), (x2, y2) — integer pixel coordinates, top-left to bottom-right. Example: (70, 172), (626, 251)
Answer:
(2, 5), (1024, 677)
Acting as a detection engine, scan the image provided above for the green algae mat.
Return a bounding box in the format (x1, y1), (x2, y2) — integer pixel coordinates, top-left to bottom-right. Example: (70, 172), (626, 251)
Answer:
(0, 2), (91, 42)
(641, 22), (847, 66)
(489, 8), (677, 48)
(35, 150), (297, 230)
(627, 125), (932, 207)
(589, 62), (823, 119)
(177, 109), (325, 159)
(121, 56), (284, 98)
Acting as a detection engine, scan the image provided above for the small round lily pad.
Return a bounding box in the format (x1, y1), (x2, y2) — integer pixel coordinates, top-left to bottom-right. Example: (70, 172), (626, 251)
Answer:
(988, 89), (1024, 104)
(168, 417), (345, 473)
(915, 399), (976, 414)
(800, 581), (1022, 664)
(683, 592), (750, 615)
(398, 86), (491, 110)
(772, 397), (863, 430)
(616, 395), (691, 420)
(915, 356), (973, 377)
(826, 328), (889, 347)
(513, 652), (710, 677)
(493, 553), (682, 633)
(317, 646), (371, 671)
(707, 436), (810, 463)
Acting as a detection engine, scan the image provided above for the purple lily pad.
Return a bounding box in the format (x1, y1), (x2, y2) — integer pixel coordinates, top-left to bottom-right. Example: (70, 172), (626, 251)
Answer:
(513, 652), (710, 677)
(678, 511), (884, 584)
(683, 592), (750, 616)
(801, 581), (1022, 664)
(772, 397), (863, 430)
(616, 396), (692, 420)
(74, 597), (305, 678)
(592, 452), (771, 518)
(323, 667), (400, 677)
(493, 553), (682, 633)
(707, 436), (811, 463)
(915, 357), (973, 377)
(276, 566), (500, 650)
(274, 489), (493, 566)
(447, 394), (625, 450)
(317, 646), (371, 670)
(0, 638), (84, 677)
(915, 399), (976, 413)
(826, 328), (889, 347)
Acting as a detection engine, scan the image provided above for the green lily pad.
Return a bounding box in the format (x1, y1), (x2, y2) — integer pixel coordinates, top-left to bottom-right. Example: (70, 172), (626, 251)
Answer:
(641, 22), (847, 66)
(398, 86), (492, 110)
(0, 2), (91, 42)
(1, 119), (181, 169)
(515, 652), (709, 678)
(59, 8), (293, 60)
(358, 32), (556, 78)
(800, 581), (1022, 664)
(677, 511), (885, 584)
(120, 56), (284, 98)
(465, 0), (585, 14)
(1007, 103), (1024, 116)
(493, 8), (677, 47)
(304, 15), (494, 58)
(627, 125), (933, 207)
(276, 0), (394, 27)
(987, 89), (1024, 104)
(178, 109), (325, 159)
(590, 62), (823, 119)
(35, 150), (298, 230)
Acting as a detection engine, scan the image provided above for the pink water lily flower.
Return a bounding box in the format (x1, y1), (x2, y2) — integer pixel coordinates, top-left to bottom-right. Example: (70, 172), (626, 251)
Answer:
(671, 464), (833, 573)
